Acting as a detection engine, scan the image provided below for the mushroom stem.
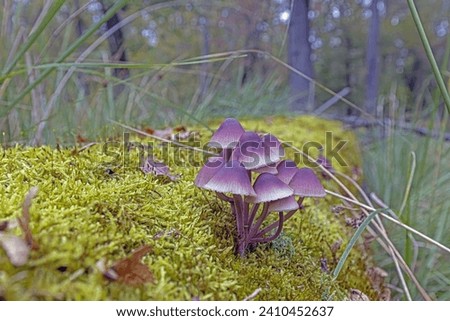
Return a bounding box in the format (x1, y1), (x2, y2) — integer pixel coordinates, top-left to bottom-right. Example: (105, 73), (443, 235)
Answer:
(216, 192), (233, 203)
(297, 197), (305, 209)
(233, 194), (245, 239)
(254, 197), (304, 238)
(242, 201), (249, 231)
(247, 203), (260, 228)
(251, 212), (284, 243)
(248, 202), (270, 239)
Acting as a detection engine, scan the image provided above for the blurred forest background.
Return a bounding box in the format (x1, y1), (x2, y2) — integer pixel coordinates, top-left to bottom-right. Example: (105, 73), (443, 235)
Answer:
(0, 0), (449, 300)
(1, 0), (449, 143)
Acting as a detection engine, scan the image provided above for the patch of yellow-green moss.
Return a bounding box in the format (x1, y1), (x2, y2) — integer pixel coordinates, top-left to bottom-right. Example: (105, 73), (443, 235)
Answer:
(0, 116), (375, 300)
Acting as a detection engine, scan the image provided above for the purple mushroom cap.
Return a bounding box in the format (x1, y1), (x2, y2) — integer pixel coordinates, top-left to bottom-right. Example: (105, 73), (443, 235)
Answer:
(252, 163), (278, 174)
(208, 118), (245, 149)
(289, 168), (326, 197)
(262, 133), (284, 164)
(276, 160), (298, 184)
(246, 173), (293, 203)
(235, 131), (265, 170)
(194, 156), (225, 188)
(237, 131), (283, 170)
(268, 195), (299, 212)
(203, 160), (256, 196)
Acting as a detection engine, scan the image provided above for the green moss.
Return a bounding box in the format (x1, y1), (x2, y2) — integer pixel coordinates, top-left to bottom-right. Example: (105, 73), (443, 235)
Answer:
(0, 116), (375, 300)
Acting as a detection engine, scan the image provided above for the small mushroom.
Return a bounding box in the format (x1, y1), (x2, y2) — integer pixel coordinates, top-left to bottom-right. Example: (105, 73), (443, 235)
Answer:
(246, 173), (293, 204)
(268, 195), (299, 213)
(245, 173), (293, 251)
(234, 131), (264, 170)
(203, 159), (256, 255)
(261, 133), (284, 165)
(254, 196), (299, 240)
(276, 160), (299, 184)
(289, 168), (326, 198)
(194, 156), (225, 188)
(203, 160), (256, 197)
(252, 163), (278, 174)
(208, 118), (245, 161)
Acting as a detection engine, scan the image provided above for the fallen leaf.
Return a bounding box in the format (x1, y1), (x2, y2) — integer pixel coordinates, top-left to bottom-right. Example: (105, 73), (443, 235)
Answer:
(102, 245), (154, 286)
(345, 213), (365, 229)
(18, 187), (39, 250)
(140, 157), (179, 181)
(76, 134), (89, 143)
(349, 288), (370, 301)
(143, 127), (173, 139)
(143, 126), (195, 141)
(379, 288), (391, 301)
(0, 221), (8, 231)
(173, 125), (187, 132)
(0, 233), (30, 267)
(320, 258), (329, 273)
(368, 267), (388, 291)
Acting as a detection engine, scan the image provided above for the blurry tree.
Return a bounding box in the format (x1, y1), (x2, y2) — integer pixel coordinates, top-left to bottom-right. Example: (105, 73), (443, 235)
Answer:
(288, 0), (314, 111)
(99, 0), (129, 97)
(365, 0), (381, 116)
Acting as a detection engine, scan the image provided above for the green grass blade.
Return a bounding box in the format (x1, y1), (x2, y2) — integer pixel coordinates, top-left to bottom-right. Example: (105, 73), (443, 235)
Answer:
(407, 0), (450, 114)
(1, 0), (65, 77)
(2, 0), (130, 117)
(333, 209), (384, 279)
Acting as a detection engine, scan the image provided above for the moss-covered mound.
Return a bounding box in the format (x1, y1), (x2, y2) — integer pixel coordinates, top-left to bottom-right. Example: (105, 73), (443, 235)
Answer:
(0, 116), (376, 300)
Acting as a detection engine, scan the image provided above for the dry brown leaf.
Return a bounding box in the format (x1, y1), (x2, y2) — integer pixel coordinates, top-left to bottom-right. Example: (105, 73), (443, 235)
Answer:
(76, 134), (89, 143)
(143, 126), (195, 141)
(0, 221), (8, 231)
(349, 288), (370, 301)
(0, 233), (30, 267)
(143, 127), (173, 139)
(140, 157), (179, 181)
(379, 288), (391, 301)
(105, 245), (154, 286)
(18, 187), (39, 250)
(368, 266), (389, 292)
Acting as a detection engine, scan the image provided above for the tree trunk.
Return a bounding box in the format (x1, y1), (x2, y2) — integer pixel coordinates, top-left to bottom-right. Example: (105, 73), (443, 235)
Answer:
(365, 0), (381, 116)
(198, 16), (210, 101)
(288, 0), (314, 111)
(101, 1), (129, 97)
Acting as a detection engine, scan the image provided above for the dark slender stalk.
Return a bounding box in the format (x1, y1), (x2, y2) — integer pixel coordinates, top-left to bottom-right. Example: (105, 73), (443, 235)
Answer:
(233, 194), (247, 256)
(248, 202), (269, 239)
(247, 203), (260, 228)
(242, 201), (249, 231)
(251, 212), (284, 243)
(255, 197), (303, 237)
(216, 192), (233, 203)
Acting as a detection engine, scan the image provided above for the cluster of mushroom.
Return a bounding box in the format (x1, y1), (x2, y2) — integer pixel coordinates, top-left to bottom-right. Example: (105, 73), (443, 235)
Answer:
(195, 118), (326, 256)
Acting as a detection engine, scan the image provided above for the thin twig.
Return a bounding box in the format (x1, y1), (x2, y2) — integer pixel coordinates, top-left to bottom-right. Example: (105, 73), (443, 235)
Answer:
(283, 141), (434, 300)
(109, 120), (216, 155)
(243, 288), (262, 301)
(326, 189), (450, 256)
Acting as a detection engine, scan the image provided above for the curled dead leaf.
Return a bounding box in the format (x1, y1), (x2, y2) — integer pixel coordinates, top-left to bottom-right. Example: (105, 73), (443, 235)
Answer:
(143, 126), (195, 141)
(0, 233), (30, 267)
(0, 221), (8, 231)
(0, 187), (39, 267)
(368, 266), (389, 292)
